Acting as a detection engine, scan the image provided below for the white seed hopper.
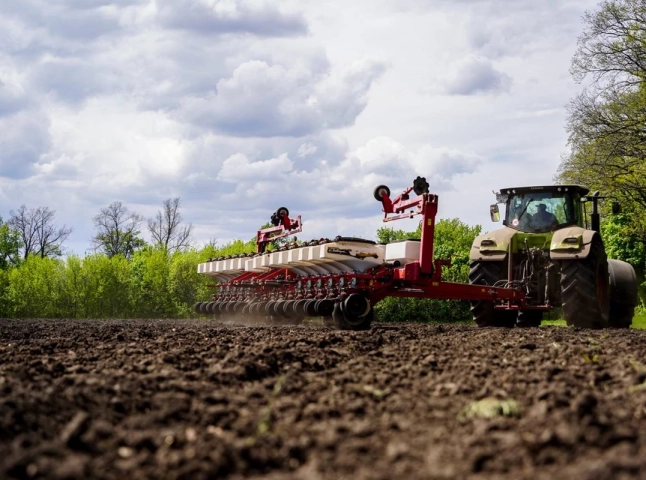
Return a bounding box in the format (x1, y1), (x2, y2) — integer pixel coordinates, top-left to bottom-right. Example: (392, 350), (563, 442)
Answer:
(198, 239), (387, 281)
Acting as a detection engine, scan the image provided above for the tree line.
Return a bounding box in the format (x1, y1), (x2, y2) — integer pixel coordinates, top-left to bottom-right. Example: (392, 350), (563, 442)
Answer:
(558, 0), (646, 302)
(0, 197), (195, 265)
(0, 200), (479, 320)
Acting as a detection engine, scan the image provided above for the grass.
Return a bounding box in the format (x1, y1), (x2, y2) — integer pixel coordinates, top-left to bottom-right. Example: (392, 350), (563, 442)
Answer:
(632, 313), (646, 329)
(542, 312), (646, 329)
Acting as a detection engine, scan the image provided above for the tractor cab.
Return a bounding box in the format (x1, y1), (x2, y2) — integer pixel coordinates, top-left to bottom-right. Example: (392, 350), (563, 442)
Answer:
(491, 185), (589, 234)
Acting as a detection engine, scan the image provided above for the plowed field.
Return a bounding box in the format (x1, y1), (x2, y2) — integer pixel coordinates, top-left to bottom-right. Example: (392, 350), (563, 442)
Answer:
(1, 319), (646, 479)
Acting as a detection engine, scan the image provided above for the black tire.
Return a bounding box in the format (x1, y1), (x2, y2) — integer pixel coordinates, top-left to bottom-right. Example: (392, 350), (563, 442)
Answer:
(608, 259), (637, 329)
(560, 238), (609, 329)
(373, 185), (390, 202)
(609, 303), (634, 329)
(517, 310), (543, 328)
(194, 302), (203, 314)
(332, 302), (373, 330)
(468, 260), (516, 328)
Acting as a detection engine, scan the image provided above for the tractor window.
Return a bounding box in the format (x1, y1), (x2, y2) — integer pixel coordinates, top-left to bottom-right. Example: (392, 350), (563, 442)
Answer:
(506, 192), (578, 233)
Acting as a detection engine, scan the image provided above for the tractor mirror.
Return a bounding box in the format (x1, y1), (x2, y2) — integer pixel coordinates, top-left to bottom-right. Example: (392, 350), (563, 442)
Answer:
(612, 201), (621, 215)
(490, 204), (500, 222)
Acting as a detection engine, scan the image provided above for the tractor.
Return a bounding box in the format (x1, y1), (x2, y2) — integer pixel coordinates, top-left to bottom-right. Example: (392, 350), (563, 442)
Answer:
(469, 185), (639, 328)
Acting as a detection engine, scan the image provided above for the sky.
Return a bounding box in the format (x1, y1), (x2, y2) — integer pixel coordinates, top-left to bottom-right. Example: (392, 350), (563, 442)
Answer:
(0, 0), (601, 255)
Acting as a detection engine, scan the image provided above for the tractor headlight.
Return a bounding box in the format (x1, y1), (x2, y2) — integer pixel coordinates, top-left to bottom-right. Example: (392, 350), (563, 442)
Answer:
(481, 239), (496, 246)
(564, 237), (579, 244)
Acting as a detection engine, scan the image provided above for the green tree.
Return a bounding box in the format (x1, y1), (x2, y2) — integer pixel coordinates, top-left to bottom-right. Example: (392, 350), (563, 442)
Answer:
(601, 212), (646, 306)
(0, 268), (10, 317)
(561, 0), (646, 213)
(169, 249), (214, 316)
(6, 256), (65, 317)
(92, 201), (146, 259)
(376, 226), (413, 244)
(558, 0), (646, 305)
(0, 217), (21, 269)
(60, 254), (132, 318)
(129, 247), (176, 318)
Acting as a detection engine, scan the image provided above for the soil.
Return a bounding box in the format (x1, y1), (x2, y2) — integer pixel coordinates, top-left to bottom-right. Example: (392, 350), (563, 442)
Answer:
(1, 319), (646, 480)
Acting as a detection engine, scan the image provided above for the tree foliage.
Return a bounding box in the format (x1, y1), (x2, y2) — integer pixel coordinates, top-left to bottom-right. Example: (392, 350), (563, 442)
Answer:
(561, 0), (646, 208)
(0, 217), (21, 269)
(571, 0), (646, 92)
(559, 0), (646, 305)
(92, 201), (146, 259)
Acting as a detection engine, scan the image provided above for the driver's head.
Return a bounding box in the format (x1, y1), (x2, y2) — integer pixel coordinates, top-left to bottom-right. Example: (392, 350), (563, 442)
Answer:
(537, 203), (547, 212)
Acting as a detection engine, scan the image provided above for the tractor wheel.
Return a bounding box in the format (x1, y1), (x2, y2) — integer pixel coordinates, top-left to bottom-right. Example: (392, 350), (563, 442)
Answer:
(332, 301), (373, 330)
(560, 238), (609, 329)
(607, 259), (638, 329)
(517, 310), (543, 328)
(609, 303), (634, 329)
(468, 260), (516, 328)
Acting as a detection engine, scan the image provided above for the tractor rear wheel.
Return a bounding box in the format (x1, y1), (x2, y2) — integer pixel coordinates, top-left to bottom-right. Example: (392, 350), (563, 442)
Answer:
(607, 259), (638, 329)
(560, 238), (609, 329)
(469, 260), (516, 328)
(609, 303), (634, 329)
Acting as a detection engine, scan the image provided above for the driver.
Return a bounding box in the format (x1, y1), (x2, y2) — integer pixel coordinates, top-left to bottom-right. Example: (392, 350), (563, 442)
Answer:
(532, 203), (558, 229)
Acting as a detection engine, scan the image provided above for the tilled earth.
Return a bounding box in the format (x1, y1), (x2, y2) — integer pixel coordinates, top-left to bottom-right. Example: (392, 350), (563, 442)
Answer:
(1, 319), (646, 479)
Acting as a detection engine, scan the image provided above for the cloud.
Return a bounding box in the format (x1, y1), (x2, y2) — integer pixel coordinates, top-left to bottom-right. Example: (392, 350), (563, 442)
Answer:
(156, 0), (308, 37)
(297, 142), (317, 158)
(27, 58), (119, 104)
(217, 153), (293, 182)
(463, 1), (588, 59)
(443, 56), (511, 95)
(212, 136), (483, 221)
(183, 58), (386, 137)
(0, 78), (27, 115)
(314, 59), (389, 128)
(0, 111), (51, 179)
(1, 1), (125, 42)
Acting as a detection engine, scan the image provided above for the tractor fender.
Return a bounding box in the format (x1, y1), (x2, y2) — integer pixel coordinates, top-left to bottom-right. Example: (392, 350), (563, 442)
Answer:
(608, 259), (638, 306)
(469, 227), (516, 262)
(549, 227), (599, 260)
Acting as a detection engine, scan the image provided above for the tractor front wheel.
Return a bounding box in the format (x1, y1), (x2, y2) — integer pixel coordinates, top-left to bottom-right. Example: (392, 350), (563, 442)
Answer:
(469, 260), (516, 328)
(560, 238), (609, 329)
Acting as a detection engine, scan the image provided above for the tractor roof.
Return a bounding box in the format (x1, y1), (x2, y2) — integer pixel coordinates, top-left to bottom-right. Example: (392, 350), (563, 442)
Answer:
(499, 185), (590, 196)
